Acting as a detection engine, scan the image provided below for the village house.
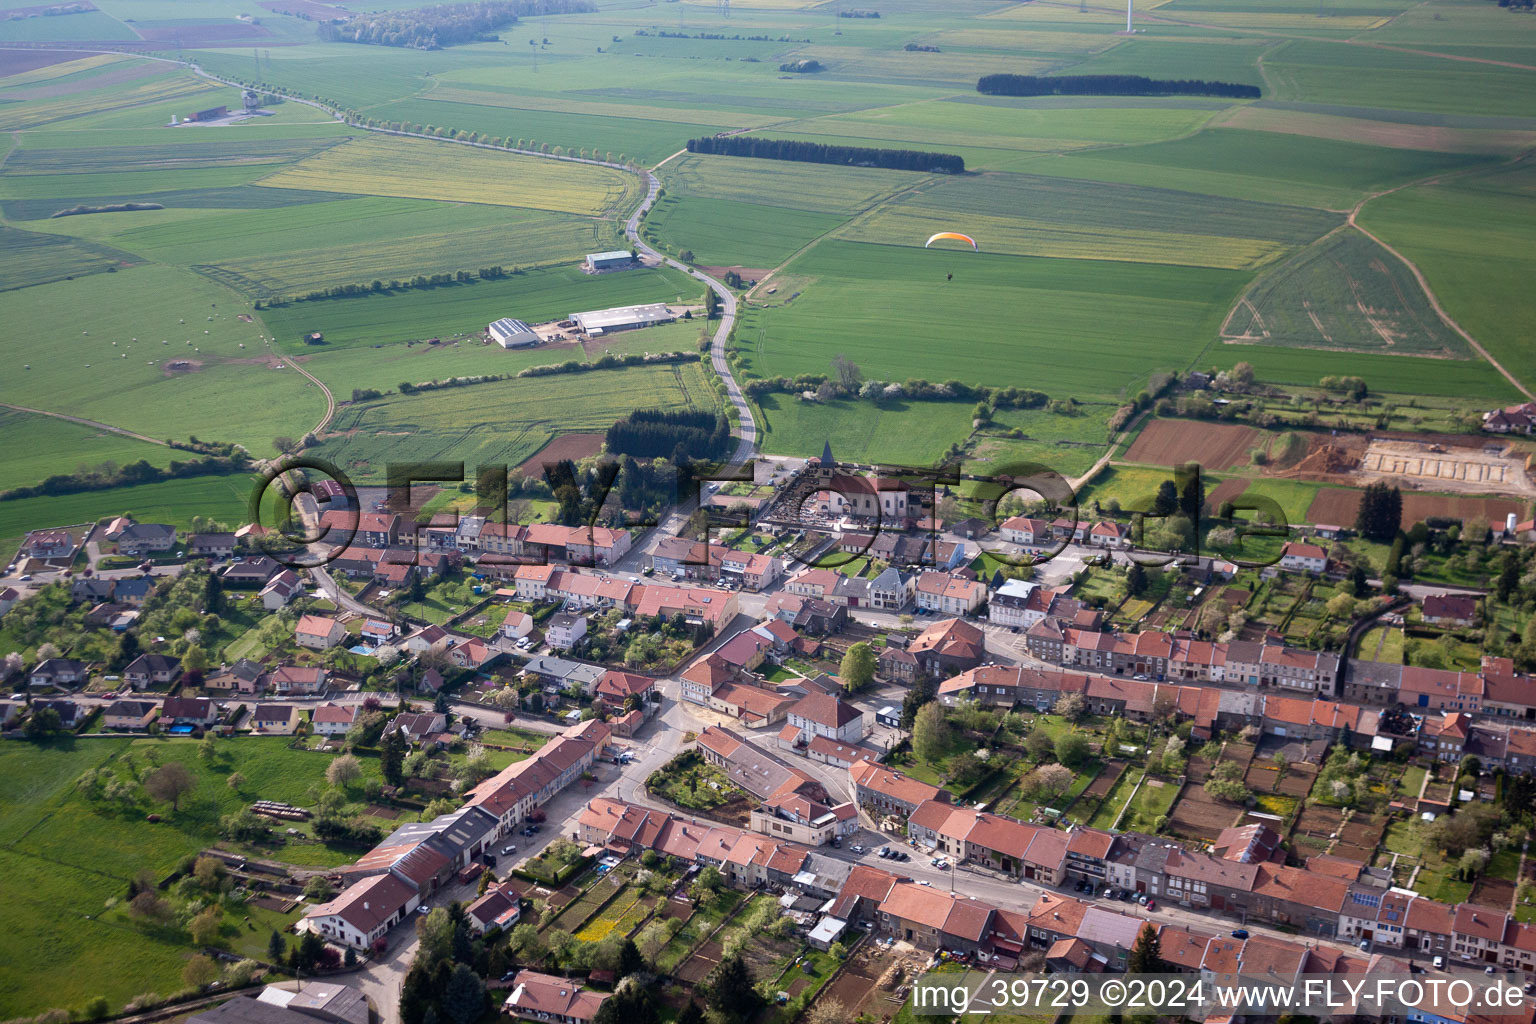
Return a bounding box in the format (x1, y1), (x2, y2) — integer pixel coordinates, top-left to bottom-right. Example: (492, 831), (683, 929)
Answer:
(206, 658), (267, 694)
(260, 569), (304, 609)
(303, 872), (419, 950)
(190, 533), (237, 559)
(1422, 592), (1479, 627)
(117, 522), (177, 556)
(30, 657), (86, 690)
(1278, 540), (1328, 574)
(250, 704), (302, 734)
(270, 665), (328, 695)
(162, 696), (217, 727)
(103, 698), (159, 731)
(503, 971), (609, 1024)
(908, 617), (986, 677)
(295, 614), (346, 650)
(123, 653), (181, 690)
(913, 572), (986, 616)
(312, 702), (357, 737)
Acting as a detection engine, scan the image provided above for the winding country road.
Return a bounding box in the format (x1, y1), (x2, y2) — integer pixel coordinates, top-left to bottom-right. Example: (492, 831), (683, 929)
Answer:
(622, 162), (758, 467)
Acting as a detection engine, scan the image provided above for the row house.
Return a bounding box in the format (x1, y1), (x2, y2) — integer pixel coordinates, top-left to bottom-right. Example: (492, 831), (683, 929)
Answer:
(876, 882), (995, 953)
(908, 617), (986, 677)
(464, 720), (611, 838)
(646, 536), (721, 580)
(1399, 665), (1485, 715)
(866, 566), (914, 611)
(850, 758), (950, 820)
(1339, 889), (1451, 955)
(302, 872), (419, 951)
(750, 789), (858, 846)
(1246, 863), (1350, 937)
(1160, 849), (1259, 913)
(695, 725), (827, 804)
(914, 572), (986, 616)
(988, 579), (1048, 630)
(719, 549), (782, 591)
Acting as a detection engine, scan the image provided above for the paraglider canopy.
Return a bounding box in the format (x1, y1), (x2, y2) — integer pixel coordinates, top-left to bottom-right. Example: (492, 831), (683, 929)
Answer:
(925, 231), (977, 249)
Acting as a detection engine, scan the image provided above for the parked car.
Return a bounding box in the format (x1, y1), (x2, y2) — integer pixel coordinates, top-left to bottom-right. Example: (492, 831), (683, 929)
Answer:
(1231, 930), (1249, 940)
(1433, 956), (1445, 970)
(501, 845), (516, 855)
(917, 879), (931, 886)
(851, 845), (865, 854)
(1145, 899), (1156, 910)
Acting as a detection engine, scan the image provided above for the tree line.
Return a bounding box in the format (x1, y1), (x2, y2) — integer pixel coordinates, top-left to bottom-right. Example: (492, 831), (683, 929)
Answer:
(0, 454), (252, 502)
(977, 73), (1260, 99)
(686, 134), (964, 173)
(605, 408), (732, 462)
(254, 265), (517, 308)
(315, 0), (592, 50)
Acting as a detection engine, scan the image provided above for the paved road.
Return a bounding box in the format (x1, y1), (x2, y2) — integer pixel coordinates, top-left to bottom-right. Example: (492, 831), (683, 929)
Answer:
(623, 170), (757, 468)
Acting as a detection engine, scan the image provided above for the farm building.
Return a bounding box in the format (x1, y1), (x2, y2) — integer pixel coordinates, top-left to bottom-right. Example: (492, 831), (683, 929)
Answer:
(583, 250), (635, 272)
(570, 303), (675, 336)
(488, 318), (540, 348)
(303, 332), (323, 345)
(189, 106), (228, 122)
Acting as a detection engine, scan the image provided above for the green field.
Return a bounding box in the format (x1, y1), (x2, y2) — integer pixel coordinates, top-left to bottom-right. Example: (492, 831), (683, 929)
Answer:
(0, 736), (381, 1017)
(0, 409), (177, 494)
(0, 472), (266, 558)
(310, 361), (717, 481)
(260, 263), (698, 353)
(1360, 160), (1536, 398)
(738, 240), (1249, 401)
(646, 195), (845, 269)
(754, 394), (977, 466)
(0, 266), (324, 454)
(1226, 227), (1467, 358)
(836, 169), (1340, 270)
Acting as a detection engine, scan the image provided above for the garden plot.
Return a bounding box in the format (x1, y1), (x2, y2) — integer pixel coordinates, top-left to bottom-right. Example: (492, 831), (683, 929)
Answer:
(1166, 785), (1243, 843)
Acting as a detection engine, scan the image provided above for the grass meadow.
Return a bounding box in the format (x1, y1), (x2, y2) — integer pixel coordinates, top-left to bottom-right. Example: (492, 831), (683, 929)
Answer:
(0, 409), (178, 493)
(0, 266), (324, 454)
(261, 263), (698, 353)
(736, 240), (1249, 402)
(754, 394), (976, 467)
(1228, 227), (1468, 358)
(0, 737), (379, 1017)
(0, 473), (267, 558)
(310, 361), (718, 481)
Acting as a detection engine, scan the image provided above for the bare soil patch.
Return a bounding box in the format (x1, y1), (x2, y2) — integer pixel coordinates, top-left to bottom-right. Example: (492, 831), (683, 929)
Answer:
(1205, 476), (1251, 514)
(700, 265), (772, 284)
(1276, 764), (1316, 798)
(1358, 438), (1536, 498)
(1306, 487), (1525, 528)
(515, 432), (604, 476)
(1218, 104), (1536, 155)
(1472, 875), (1517, 912)
(0, 49), (95, 78)
(1125, 419), (1259, 471)
(1168, 787), (1241, 843)
(162, 358), (203, 376)
(365, 803), (399, 819)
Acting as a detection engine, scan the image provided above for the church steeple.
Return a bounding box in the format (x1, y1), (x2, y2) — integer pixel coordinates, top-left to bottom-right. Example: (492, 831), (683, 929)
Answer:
(822, 439), (834, 466)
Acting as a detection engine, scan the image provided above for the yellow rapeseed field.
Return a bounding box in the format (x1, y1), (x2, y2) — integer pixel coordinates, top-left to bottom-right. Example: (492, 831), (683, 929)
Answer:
(256, 133), (637, 215)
